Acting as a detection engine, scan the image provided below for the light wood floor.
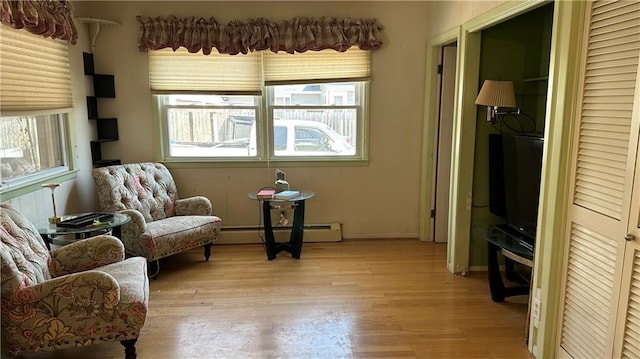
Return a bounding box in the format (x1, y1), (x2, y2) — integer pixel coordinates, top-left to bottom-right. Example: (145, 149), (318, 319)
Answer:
(15, 239), (532, 359)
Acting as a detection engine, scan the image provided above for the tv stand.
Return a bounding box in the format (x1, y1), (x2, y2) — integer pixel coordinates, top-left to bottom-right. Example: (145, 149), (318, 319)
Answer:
(475, 224), (534, 302)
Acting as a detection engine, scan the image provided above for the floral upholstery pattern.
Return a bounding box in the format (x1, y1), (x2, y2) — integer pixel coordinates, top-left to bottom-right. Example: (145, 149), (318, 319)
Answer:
(0, 204), (148, 358)
(92, 162), (222, 262)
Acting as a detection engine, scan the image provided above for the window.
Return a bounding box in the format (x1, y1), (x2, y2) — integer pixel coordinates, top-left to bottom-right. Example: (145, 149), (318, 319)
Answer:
(0, 114), (68, 185)
(158, 94), (260, 158)
(150, 47), (370, 162)
(265, 82), (361, 157)
(0, 24), (73, 195)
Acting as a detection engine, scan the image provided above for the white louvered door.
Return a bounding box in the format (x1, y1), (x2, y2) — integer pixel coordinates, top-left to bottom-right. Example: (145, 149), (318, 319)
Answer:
(558, 1), (640, 358)
(612, 39), (640, 359)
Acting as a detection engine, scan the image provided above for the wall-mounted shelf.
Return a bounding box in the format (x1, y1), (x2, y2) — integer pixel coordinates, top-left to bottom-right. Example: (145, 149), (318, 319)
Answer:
(523, 76), (549, 82)
(76, 17), (120, 53)
(83, 52), (120, 167)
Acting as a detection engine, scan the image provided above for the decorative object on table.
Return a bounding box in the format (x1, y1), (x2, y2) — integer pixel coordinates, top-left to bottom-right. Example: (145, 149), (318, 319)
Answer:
(56, 212), (114, 228)
(274, 190), (300, 200)
(41, 182), (62, 223)
(0, 204), (148, 359)
(275, 168), (289, 192)
(256, 188), (276, 199)
(92, 162), (222, 277)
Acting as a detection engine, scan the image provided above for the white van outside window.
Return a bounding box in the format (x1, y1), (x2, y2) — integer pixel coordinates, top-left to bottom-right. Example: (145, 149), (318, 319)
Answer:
(248, 119), (355, 157)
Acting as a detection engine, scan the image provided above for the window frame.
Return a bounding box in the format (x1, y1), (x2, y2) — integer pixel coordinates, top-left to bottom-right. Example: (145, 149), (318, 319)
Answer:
(263, 81), (368, 162)
(156, 83), (370, 166)
(156, 94), (263, 162)
(0, 111), (77, 200)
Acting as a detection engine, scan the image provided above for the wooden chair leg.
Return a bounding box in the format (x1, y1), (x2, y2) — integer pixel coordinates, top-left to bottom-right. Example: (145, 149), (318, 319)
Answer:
(148, 260), (159, 280)
(121, 339), (137, 359)
(204, 243), (212, 261)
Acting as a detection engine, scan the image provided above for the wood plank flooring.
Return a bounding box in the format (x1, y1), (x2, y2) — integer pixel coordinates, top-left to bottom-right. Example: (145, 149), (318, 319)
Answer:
(13, 239), (532, 359)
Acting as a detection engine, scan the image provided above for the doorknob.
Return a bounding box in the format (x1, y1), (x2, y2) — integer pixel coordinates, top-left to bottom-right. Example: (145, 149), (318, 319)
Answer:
(625, 234), (635, 241)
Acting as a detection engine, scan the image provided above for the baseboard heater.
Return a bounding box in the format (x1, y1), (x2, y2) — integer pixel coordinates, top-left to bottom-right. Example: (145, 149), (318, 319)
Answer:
(216, 223), (342, 244)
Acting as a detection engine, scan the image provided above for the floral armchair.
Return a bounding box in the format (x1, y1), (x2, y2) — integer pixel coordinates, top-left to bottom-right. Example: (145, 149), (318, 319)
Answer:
(0, 204), (148, 358)
(92, 162), (222, 275)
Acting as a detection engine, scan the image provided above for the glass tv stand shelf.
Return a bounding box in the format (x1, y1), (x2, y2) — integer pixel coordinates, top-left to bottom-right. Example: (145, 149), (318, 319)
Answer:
(474, 224), (534, 302)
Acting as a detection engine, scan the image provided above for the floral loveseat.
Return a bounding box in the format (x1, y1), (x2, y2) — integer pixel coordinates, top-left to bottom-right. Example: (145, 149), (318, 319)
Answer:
(92, 162), (222, 274)
(0, 204), (148, 358)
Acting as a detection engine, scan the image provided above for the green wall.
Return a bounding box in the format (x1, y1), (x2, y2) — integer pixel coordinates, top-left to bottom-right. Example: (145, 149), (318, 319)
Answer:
(469, 3), (554, 267)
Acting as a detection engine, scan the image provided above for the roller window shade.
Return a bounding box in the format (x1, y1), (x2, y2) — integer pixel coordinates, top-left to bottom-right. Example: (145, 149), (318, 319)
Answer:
(0, 24), (72, 112)
(263, 48), (371, 85)
(148, 48), (262, 94)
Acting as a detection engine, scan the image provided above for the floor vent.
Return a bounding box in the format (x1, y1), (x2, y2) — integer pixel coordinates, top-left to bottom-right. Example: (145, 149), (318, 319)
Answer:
(216, 223), (342, 244)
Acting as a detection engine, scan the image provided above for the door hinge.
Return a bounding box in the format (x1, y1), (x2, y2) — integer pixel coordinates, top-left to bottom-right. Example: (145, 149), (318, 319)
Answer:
(430, 209), (436, 218)
(437, 64), (443, 74)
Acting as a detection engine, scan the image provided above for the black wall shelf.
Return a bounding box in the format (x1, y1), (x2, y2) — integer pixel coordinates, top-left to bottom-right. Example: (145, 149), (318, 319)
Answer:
(83, 52), (120, 167)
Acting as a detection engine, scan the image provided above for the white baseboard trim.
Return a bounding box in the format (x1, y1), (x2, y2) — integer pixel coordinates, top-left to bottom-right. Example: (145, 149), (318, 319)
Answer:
(344, 233), (419, 239)
(216, 223), (342, 244)
(469, 265), (490, 272)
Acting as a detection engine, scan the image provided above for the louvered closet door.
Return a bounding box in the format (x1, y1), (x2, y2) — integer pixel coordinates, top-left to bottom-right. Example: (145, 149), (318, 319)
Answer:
(558, 1), (640, 358)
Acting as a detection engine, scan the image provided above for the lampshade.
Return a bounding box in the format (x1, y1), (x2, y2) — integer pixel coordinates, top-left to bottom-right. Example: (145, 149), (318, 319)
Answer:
(475, 80), (516, 107)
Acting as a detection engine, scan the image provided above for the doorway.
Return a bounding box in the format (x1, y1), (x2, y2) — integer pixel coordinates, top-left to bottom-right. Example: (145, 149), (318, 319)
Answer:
(431, 43), (457, 243)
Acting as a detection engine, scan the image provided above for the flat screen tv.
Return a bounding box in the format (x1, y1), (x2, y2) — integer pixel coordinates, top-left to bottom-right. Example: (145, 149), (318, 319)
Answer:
(489, 134), (544, 246)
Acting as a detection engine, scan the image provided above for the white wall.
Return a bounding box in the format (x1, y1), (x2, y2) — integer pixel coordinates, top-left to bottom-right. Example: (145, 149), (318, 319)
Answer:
(427, 0), (508, 34)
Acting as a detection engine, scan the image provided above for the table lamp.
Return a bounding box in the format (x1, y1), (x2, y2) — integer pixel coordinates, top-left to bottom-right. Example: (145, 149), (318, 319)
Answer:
(41, 183), (61, 224)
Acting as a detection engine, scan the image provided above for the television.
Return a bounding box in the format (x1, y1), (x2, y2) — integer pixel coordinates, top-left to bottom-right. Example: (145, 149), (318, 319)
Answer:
(489, 134), (544, 247)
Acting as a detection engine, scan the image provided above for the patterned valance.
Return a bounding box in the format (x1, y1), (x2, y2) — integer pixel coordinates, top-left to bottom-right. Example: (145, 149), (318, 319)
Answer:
(137, 15), (383, 55)
(0, 0), (77, 44)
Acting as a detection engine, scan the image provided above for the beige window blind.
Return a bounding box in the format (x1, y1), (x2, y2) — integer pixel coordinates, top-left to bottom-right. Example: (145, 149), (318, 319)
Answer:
(148, 48), (262, 95)
(0, 24), (72, 112)
(264, 47), (371, 85)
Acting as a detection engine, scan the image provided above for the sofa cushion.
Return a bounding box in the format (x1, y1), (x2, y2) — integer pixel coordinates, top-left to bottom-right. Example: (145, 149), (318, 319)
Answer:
(141, 215), (222, 260)
(93, 162), (178, 222)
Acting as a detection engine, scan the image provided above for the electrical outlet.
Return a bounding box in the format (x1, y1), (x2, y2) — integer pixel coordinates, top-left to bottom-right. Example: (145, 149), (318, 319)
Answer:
(532, 288), (541, 328)
(532, 297), (540, 327)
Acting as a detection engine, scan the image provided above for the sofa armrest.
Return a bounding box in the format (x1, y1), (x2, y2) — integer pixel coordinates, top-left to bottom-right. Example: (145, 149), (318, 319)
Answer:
(12, 270), (119, 307)
(117, 209), (148, 257)
(175, 196), (212, 216)
(49, 235), (124, 277)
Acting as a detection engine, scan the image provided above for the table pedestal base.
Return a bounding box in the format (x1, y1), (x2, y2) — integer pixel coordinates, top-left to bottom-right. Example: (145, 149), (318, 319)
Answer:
(262, 200), (305, 260)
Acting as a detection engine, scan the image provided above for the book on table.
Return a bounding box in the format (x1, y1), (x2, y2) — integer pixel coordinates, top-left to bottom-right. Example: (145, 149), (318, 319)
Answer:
(274, 190), (300, 200)
(257, 188), (276, 199)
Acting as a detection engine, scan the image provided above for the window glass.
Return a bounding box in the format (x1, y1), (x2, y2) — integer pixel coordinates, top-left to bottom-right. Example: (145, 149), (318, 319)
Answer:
(0, 114), (67, 186)
(161, 94), (259, 158)
(268, 82), (360, 158)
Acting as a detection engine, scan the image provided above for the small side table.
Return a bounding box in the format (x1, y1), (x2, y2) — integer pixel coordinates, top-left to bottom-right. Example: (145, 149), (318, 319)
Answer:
(474, 224), (534, 302)
(38, 213), (131, 249)
(247, 191), (315, 260)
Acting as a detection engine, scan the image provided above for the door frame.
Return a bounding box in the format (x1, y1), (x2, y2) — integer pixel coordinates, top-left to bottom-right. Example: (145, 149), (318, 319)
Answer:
(419, 0), (586, 356)
(420, 28), (460, 247)
(432, 44), (457, 244)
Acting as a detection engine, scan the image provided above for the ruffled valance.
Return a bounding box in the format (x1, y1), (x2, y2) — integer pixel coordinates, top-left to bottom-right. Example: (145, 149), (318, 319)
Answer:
(137, 15), (383, 55)
(0, 0), (77, 44)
